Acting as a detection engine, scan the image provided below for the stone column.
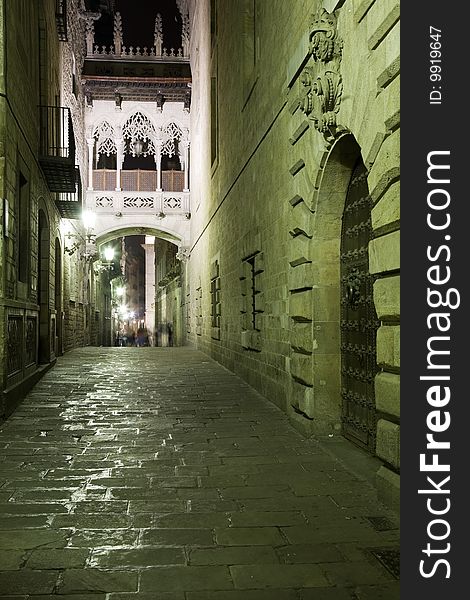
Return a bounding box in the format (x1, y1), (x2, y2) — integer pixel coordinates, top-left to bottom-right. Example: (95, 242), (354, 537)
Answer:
(155, 141), (163, 191)
(87, 138), (95, 190)
(181, 140), (190, 192)
(141, 236), (156, 345)
(116, 138), (124, 191)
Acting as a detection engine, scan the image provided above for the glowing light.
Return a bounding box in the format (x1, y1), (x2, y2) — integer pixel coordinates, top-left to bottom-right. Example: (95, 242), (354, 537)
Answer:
(103, 246), (115, 262)
(82, 210), (96, 230)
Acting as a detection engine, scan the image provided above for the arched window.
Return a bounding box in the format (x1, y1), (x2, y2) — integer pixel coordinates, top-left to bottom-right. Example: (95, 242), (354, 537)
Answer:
(161, 122), (183, 158)
(122, 111), (156, 157)
(93, 121), (117, 170)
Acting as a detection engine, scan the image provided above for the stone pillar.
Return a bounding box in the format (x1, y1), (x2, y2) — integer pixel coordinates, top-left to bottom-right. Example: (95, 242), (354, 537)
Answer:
(181, 140), (190, 192)
(141, 236), (156, 345)
(155, 141), (162, 191)
(87, 138), (95, 190)
(116, 138), (124, 191)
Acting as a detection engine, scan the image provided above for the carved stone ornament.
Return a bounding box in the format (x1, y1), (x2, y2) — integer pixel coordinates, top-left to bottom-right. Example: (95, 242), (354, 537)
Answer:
(176, 246), (190, 262)
(113, 12), (123, 55)
(345, 268), (362, 310)
(299, 8), (344, 141)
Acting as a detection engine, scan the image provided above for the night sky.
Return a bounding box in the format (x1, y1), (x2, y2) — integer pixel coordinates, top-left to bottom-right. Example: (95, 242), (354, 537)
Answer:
(92, 0), (182, 53)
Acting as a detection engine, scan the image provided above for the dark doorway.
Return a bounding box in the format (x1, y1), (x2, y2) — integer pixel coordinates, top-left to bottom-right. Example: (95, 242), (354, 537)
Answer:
(340, 159), (379, 453)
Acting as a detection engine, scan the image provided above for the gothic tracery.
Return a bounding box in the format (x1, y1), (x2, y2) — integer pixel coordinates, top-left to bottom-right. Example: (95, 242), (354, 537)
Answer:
(161, 122), (183, 158)
(93, 121), (117, 156)
(122, 111), (156, 156)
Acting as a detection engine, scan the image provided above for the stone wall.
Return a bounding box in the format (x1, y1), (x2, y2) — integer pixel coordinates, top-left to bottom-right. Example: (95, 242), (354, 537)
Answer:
(0, 1), (58, 417)
(0, 0), (109, 419)
(155, 239), (183, 347)
(187, 0), (400, 510)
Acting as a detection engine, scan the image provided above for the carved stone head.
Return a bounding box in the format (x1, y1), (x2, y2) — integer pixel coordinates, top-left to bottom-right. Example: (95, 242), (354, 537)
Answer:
(308, 8), (341, 63)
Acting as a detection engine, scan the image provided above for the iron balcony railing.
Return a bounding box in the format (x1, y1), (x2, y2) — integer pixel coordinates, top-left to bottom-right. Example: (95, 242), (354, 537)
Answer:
(92, 169), (184, 192)
(56, 0), (67, 41)
(39, 105), (76, 192)
(55, 167), (82, 220)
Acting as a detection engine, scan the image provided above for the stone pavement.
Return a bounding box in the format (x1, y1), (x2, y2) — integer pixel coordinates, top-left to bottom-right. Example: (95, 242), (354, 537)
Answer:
(0, 347), (399, 599)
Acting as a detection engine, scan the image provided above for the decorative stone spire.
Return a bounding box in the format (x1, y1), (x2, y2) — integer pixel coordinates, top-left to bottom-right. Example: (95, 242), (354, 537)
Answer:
(154, 13), (163, 57)
(113, 12), (123, 56)
(83, 12), (101, 57)
(181, 13), (190, 57)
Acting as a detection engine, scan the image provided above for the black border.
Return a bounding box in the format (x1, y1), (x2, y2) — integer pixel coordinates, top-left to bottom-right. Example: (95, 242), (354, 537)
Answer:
(401, 3), (468, 595)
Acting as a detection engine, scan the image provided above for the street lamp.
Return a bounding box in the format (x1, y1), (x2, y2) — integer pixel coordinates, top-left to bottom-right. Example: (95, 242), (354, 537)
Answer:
(80, 210), (97, 261)
(82, 210), (96, 232)
(94, 246), (115, 274)
(132, 138), (144, 156)
(103, 246), (115, 262)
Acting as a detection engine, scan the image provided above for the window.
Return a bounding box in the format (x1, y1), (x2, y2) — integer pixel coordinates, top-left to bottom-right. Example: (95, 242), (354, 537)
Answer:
(241, 0), (258, 107)
(240, 251), (264, 351)
(210, 0), (217, 49)
(210, 259), (221, 340)
(196, 285), (203, 336)
(72, 54), (78, 98)
(210, 75), (218, 166)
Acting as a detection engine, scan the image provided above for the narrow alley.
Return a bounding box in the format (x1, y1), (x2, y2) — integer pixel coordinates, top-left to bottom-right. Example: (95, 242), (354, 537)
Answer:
(0, 348), (398, 599)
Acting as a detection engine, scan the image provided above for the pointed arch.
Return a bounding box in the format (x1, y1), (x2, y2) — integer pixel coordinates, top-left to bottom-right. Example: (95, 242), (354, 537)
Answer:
(93, 120), (117, 157)
(122, 111), (156, 156)
(161, 121), (184, 158)
(305, 132), (378, 449)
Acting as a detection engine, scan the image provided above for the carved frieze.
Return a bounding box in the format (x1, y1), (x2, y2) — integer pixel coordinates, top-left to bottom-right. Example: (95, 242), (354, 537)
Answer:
(299, 8), (344, 140)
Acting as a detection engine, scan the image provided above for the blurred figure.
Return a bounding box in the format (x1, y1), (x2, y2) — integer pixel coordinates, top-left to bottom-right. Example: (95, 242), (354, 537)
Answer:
(136, 328), (148, 347)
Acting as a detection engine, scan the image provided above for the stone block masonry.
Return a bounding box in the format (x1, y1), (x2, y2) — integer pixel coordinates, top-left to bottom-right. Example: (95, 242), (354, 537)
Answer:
(188, 0), (400, 511)
(0, 347), (399, 597)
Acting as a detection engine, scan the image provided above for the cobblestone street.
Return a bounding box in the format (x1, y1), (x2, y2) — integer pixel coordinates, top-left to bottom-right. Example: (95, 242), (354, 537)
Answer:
(0, 348), (399, 599)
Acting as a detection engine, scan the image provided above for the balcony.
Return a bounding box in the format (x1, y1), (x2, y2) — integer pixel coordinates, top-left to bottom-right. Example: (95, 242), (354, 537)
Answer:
(55, 167), (82, 220)
(88, 190), (190, 217)
(55, 0), (67, 42)
(92, 169), (185, 192)
(39, 105), (76, 192)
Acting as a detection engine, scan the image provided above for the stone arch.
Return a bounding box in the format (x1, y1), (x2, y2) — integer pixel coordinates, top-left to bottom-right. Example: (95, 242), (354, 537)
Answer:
(160, 120), (185, 171)
(121, 110), (157, 157)
(119, 104), (156, 127)
(308, 132), (377, 442)
(94, 225), (184, 349)
(94, 224), (183, 249)
(92, 120), (117, 157)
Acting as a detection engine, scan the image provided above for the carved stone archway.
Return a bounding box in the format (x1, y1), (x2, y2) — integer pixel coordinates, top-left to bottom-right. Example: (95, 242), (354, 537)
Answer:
(309, 133), (377, 438)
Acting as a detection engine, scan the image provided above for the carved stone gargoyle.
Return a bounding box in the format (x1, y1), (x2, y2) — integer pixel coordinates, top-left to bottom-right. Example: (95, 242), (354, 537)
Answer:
(299, 8), (344, 141)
